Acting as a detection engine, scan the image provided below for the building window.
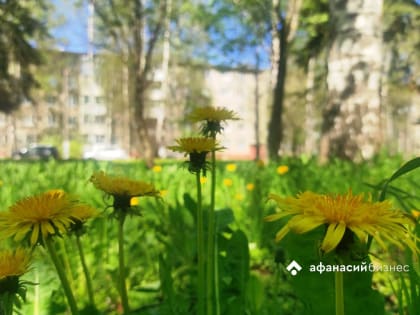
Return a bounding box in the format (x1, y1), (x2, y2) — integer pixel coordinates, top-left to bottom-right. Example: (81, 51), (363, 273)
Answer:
(84, 115), (93, 123)
(84, 95), (89, 104)
(95, 96), (103, 104)
(46, 95), (57, 105)
(69, 93), (78, 106)
(68, 116), (77, 125)
(95, 135), (105, 143)
(95, 115), (106, 124)
(48, 114), (56, 126)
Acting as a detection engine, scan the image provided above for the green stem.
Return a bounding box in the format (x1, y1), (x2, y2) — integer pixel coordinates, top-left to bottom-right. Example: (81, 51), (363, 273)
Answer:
(34, 268), (40, 315)
(196, 171), (206, 315)
(45, 237), (79, 315)
(58, 239), (74, 284)
(75, 234), (96, 307)
(118, 214), (130, 314)
(207, 149), (218, 315)
(335, 271), (345, 315)
(1, 292), (14, 315)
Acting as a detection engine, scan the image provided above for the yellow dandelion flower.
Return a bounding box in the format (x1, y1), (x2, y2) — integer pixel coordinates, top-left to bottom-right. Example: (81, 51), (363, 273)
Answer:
(90, 171), (160, 199)
(226, 163), (237, 172)
(68, 202), (98, 235)
(223, 178), (233, 187)
(0, 248), (31, 280)
(235, 193), (244, 201)
(412, 210), (420, 220)
(0, 190), (92, 246)
(169, 137), (222, 174)
(200, 177), (208, 184)
(246, 183), (255, 191)
(265, 190), (419, 254)
(168, 137), (219, 155)
(188, 106), (239, 136)
(159, 190), (168, 197)
(72, 204), (98, 221)
(276, 165), (289, 175)
(152, 165), (162, 173)
(188, 106), (239, 123)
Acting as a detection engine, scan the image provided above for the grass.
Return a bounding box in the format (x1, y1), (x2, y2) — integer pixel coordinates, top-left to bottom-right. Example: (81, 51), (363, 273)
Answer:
(0, 155), (418, 315)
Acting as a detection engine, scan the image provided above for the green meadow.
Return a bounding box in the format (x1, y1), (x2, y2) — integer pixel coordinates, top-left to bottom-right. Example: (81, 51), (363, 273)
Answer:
(0, 156), (418, 315)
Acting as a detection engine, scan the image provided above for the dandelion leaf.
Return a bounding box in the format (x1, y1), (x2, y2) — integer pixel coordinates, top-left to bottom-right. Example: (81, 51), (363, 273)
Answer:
(281, 226), (385, 315)
(218, 229), (250, 315)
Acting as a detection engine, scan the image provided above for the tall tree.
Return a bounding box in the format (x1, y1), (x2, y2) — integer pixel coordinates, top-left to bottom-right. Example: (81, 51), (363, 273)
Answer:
(0, 0), (48, 113)
(93, 0), (168, 165)
(187, 0), (302, 160)
(319, 0), (384, 162)
(294, 0), (329, 156)
(381, 0), (420, 154)
(267, 0), (302, 160)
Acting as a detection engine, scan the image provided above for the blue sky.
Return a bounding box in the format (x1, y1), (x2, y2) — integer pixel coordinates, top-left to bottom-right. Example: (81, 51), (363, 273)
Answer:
(50, 0), (89, 53)
(50, 0), (269, 68)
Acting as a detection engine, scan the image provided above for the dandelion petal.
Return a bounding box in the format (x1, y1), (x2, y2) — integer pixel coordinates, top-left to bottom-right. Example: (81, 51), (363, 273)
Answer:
(321, 222), (346, 253)
(288, 215), (325, 234)
(275, 225), (291, 242)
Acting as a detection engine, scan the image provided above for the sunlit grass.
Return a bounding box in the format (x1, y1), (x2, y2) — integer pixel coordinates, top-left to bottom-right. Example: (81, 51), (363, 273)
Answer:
(0, 156), (418, 315)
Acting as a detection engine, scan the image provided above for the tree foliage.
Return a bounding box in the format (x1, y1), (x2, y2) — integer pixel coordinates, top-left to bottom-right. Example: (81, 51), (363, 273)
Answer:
(383, 0), (420, 88)
(93, 0), (168, 164)
(0, 0), (48, 113)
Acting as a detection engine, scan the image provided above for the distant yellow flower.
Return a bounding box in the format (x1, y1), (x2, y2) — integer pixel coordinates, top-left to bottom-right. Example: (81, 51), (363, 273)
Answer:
(188, 106), (239, 123)
(160, 190), (168, 197)
(265, 190), (419, 255)
(412, 210), (420, 220)
(246, 183), (255, 191)
(152, 165), (162, 173)
(130, 197), (139, 206)
(168, 137), (222, 174)
(0, 248), (31, 280)
(226, 163), (237, 172)
(90, 171), (159, 199)
(276, 165), (289, 175)
(168, 137), (219, 155)
(0, 190), (94, 246)
(223, 178), (233, 187)
(235, 193), (244, 201)
(188, 106), (239, 137)
(0, 180), (3, 187)
(200, 177), (208, 184)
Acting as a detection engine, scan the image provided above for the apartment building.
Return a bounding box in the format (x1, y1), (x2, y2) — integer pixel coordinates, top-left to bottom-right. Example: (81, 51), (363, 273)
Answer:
(0, 52), (270, 160)
(2, 49), (418, 160)
(0, 52), (112, 159)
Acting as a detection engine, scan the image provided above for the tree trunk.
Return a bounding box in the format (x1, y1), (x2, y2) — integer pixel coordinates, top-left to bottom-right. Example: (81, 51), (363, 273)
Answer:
(304, 55), (317, 155)
(132, 68), (156, 167)
(320, 0), (383, 162)
(268, 19), (288, 160)
(267, 0), (302, 160)
(155, 0), (172, 157)
(130, 0), (167, 167)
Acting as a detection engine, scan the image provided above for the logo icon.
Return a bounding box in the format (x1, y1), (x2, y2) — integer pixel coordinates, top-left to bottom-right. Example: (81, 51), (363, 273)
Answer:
(286, 260), (302, 276)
